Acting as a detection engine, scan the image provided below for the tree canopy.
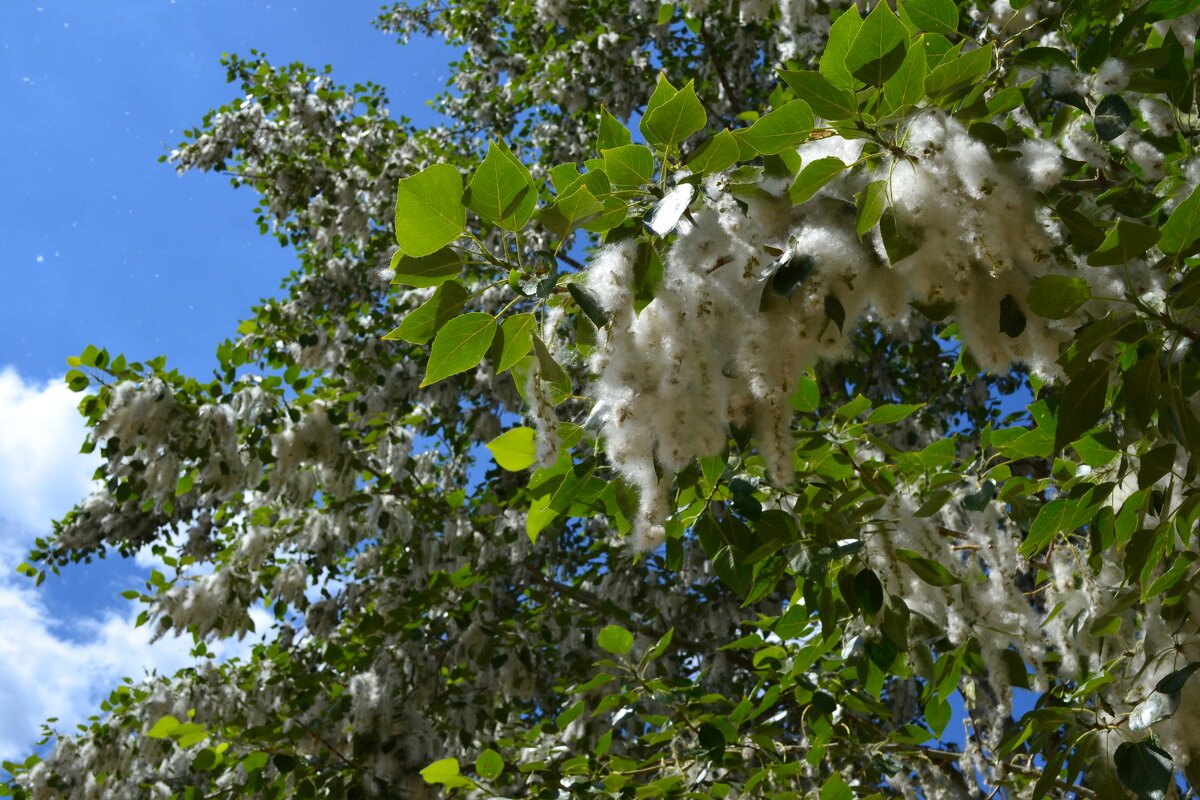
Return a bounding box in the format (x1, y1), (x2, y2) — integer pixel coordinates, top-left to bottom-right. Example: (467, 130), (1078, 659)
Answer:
(6, 0), (1200, 798)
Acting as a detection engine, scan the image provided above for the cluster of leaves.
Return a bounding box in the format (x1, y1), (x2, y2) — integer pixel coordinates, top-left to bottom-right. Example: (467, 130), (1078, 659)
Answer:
(6, 0), (1200, 799)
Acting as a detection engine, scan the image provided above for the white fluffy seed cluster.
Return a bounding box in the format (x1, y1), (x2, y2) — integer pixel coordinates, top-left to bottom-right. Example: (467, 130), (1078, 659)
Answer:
(585, 111), (1152, 540)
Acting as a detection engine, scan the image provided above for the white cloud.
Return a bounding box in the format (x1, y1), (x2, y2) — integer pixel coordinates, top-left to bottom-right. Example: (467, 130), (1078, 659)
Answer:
(0, 367), (99, 532)
(0, 368), (259, 763)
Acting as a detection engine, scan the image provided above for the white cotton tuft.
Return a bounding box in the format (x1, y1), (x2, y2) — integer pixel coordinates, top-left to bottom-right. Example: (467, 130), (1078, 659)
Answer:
(1018, 138), (1064, 190)
(1091, 58), (1128, 95)
(1138, 98), (1177, 138)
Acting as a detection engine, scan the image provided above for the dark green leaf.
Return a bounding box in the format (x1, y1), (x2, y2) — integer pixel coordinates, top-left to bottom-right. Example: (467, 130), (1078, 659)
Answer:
(825, 293), (846, 332)
(1026, 275), (1092, 319)
(768, 252), (815, 301)
(1155, 661), (1200, 695)
(895, 549), (962, 586)
(854, 569), (884, 616)
(389, 247), (462, 288)
(1114, 740), (1173, 800)
(384, 280), (469, 344)
(1138, 443), (1177, 489)
(1093, 94), (1134, 141)
(568, 283), (608, 328)
(1088, 220), (1161, 266)
(1054, 359), (1111, 452)
(999, 294), (1026, 338)
(880, 208), (923, 263)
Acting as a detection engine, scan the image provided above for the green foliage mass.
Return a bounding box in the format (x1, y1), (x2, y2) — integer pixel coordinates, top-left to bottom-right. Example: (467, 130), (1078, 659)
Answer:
(7, 1), (1200, 799)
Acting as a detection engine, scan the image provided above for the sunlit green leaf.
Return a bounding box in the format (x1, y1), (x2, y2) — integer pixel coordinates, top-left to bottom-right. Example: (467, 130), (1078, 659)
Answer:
(486, 427), (538, 471)
(395, 163), (466, 257)
(422, 313), (497, 386)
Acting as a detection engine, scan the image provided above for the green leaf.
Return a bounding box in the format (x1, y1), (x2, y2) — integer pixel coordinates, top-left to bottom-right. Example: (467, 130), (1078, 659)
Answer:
(1054, 359), (1111, 453)
(925, 696), (951, 737)
(475, 749), (504, 781)
(1021, 497), (1075, 555)
(1026, 275), (1092, 319)
(686, 129), (741, 174)
(881, 36), (929, 112)
(879, 208), (923, 263)
(856, 180), (887, 240)
(821, 7), (865, 90)
(845, 1), (909, 87)
(868, 403), (924, 424)
(895, 549), (962, 586)
(597, 105), (633, 150)
(421, 757), (462, 785)
(789, 157), (847, 204)
(241, 752), (269, 773)
(1155, 661), (1200, 694)
(820, 773), (854, 800)
(598, 624), (634, 655)
(383, 280), (468, 344)
(778, 71), (857, 120)
(394, 163), (466, 257)
(422, 313), (497, 386)
(531, 334), (569, 388)
(1160, 183), (1200, 255)
(741, 100), (815, 155)
(466, 139), (537, 230)
(1138, 443), (1177, 489)
(825, 293), (847, 332)
(999, 294), (1026, 338)
(602, 144), (655, 186)
(175, 472), (194, 496)
(640, 75), (707, 148)
(1088, 219), (1161, 266)
(146, 715), (181, 739)
(924, 43), (993, 98)
(540, 183), (603, 236)
(1114, 740), (1173, 800)
(1093, 94), (1133, 141)
(568, 283), (608, 328)
(389, 247), (462, 288)
(898, 0), (958, 34)
(486, 427), (538, 471)
(495, 313), (537, 373)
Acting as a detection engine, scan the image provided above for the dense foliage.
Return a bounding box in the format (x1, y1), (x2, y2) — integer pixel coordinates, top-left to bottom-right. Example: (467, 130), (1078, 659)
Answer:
(6, 0), (1200, 798)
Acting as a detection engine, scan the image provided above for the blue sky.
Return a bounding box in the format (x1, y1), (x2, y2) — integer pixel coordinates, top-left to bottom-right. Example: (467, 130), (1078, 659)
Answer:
(0, 0), (456, 762)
